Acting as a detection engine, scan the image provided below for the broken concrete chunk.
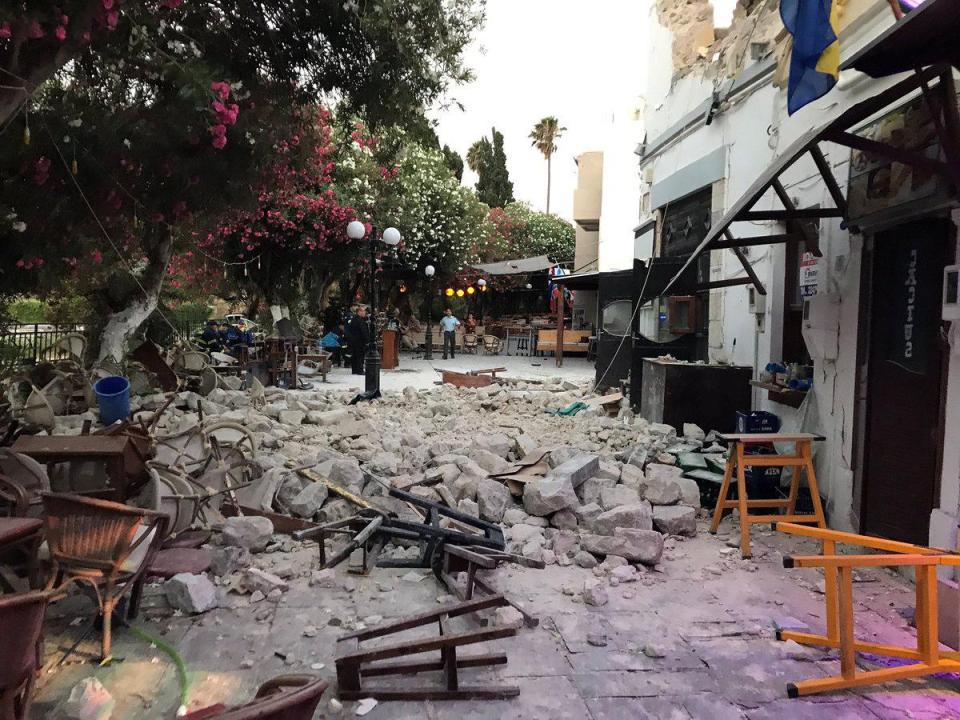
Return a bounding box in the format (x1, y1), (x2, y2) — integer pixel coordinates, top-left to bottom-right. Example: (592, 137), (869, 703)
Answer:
(287, 482), (328, 518)
(643, 467), (683, 505)
(580, 528), (665, 565)
(547, 453), (599, 489)
(473, 432), (513, 459)
(457, 498), (480, 518)
(550, 508), (578, 531)
(582, 579), (609, 606)
(278, 410), (305, 426)
(210, 546), (252, 576)
(551, 530), (580, 558)
(611, 564), (639, 583)
(338, 419), (375, 438)
(599, 485), (641, 511)
(577, 476), (616, 506)
(589, 502), (654, 535)
(475, 478), (511, 522)
(683, 423), (706, 440)
(242, 567), (289, 595)
(674, 475), (702, 508)
(222, 515), (274, 552)
(165, 573), (219, 614)
(547, 446), (578, 468)
(502, 507), (529, 526)
(649, 423), (677, 438)
(425, 464), (460, 485)
(573, 501), (603, 526)
(622, 447), (648, 469)
(522, 477), (579, 516)
(574, 550), (598, 569)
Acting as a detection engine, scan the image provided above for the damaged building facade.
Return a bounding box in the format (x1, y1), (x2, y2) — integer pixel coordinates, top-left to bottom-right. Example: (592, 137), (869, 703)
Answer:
(636, 0), (960, 566)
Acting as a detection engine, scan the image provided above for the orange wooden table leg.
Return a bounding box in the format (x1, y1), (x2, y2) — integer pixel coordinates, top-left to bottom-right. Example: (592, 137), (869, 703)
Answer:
(710, 452), (735, 534)
(822, 539), (840, 642)
(801, 440), (828, 528)
(916, 564), (939, 665)
(838, 566), (856, 680)
(735, 442), (752, 558)
(785, 441), (801, 517)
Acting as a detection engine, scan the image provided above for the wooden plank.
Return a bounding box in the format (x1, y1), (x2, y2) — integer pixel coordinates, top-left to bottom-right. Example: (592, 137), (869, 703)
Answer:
(338, 685), (521, 701)
(337, 626), (517, 666)
(584, 392), (623, 408)
(727, 234), (767, 296)
(712, 233), (802, 249)
(337, 595), (509, 642)
(719, 433), (825, 442)
(442, 371), (493, 388)
(360, 653), (508, 677)
(776, 522), (949, 556)
(736, 208), (844, 222)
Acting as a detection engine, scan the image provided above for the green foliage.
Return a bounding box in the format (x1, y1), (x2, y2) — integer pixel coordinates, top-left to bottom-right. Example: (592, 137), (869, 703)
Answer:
(484, 203), (575, 262)
(474, 128), (513, 209)
(442, 145), (465, 182)
(46, 296), (93, 324)
(8, 299), (48, 324)
(169, 302), (212, 327)
(392, 144), (491, 275)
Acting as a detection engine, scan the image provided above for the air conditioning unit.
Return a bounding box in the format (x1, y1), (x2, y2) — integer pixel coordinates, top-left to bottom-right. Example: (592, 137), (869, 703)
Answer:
(748, 286), (766, 315)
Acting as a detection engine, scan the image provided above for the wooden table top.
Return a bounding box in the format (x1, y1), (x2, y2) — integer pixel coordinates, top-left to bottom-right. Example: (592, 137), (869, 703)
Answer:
(719, 432), (826, 443)
(13, 434), (133, 457)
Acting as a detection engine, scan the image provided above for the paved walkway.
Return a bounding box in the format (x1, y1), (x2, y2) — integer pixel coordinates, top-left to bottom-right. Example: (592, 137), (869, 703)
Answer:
(315, 352), (596, 393)
(32, 515), (960, 719)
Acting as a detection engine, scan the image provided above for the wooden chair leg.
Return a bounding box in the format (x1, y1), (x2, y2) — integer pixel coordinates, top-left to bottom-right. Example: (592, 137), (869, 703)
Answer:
(128, 578), (144, 620)
(823, 539), (840, 643)
(735, 443), (751, 558)
(709, 454), (735, 534)
(838, 566), (856, 680)
(101, 582), (115, 660)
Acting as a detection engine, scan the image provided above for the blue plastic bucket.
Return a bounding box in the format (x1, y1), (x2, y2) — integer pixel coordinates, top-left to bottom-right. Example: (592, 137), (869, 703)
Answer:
(93, 376), (131, 425)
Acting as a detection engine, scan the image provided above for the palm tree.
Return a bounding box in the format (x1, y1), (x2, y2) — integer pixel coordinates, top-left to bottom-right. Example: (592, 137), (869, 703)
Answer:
(466, 138), (491, 174)
(529, 116), (566, 214)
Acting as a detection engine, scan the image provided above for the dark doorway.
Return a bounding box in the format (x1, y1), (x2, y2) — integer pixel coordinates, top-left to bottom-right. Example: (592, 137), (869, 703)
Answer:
(861, 218), (950, 545)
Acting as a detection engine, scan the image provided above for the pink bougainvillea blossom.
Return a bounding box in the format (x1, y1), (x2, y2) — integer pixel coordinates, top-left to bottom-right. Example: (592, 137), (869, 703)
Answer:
(91, 249), (104, 264)
(210, 81), (231, 101)
(0, 23), (12, 39)
(211, 135), (227, 149)
(161, 0), (184, 7)
(55, 25), (67, 41)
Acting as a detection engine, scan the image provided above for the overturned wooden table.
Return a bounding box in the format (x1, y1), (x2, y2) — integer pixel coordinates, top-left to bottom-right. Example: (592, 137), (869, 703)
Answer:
(709, 432), (827, 558)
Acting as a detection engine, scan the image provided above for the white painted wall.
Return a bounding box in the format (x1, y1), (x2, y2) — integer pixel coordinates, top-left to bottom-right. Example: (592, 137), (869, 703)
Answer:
(599, 102), (645, 272)
(638, 1), (959, 540)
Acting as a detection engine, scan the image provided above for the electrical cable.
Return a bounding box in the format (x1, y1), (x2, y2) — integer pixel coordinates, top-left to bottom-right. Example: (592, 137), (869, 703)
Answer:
(126, 623), (192, 717)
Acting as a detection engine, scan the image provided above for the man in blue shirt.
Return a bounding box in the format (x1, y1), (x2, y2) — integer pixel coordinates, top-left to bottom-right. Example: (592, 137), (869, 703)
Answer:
(439, 308), (460, 359)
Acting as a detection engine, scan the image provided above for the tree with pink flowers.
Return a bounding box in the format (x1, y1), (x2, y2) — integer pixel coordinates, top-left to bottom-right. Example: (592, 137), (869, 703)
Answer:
(0, 0), (484, 361)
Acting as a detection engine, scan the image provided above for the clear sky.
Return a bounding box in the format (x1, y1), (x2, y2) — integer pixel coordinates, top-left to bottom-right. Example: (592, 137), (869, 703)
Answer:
(430, 0), (652, 222)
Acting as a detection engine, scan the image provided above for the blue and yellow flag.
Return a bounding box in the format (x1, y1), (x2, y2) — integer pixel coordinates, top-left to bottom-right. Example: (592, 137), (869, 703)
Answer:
(780, 0), (841, 115)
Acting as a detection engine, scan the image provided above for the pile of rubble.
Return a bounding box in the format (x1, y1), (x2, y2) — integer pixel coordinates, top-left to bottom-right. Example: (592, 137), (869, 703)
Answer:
(111, 375), (722, 611)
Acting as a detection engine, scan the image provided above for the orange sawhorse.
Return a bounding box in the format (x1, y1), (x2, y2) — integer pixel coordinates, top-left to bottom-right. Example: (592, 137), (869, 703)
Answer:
(709, 432), (826, 558)
(776, 521), (960, 697)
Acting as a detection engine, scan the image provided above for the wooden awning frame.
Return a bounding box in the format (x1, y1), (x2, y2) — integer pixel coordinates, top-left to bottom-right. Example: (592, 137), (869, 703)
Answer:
(658, 63), (959, 298)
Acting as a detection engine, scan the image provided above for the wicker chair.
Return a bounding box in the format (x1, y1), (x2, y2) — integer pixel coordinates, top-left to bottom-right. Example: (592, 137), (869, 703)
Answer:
(41, 493), (168, 660)
(0, 450), (49, 518)
(482, 335), (502, 355)
(181, 675), (329, 720)
(462, 333), (479, 354)
(0, 475), (44, 589)
(0, 590), (55, 720)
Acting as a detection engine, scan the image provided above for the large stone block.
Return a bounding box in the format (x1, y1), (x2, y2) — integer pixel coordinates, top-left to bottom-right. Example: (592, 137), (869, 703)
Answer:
(222, 516), (274, 552)
(653, 505), (697, 536)
(599, 485), (641, 511)
(578, 476), (617, 506)
(589, 502), (653, 535)
(548, 454), (599, 489)
(579, 528), (664, 565)
(165, 573), (218, 614)
(476, 478), (511, 522)
(287, 482), (328, 518)
(522, 477), (579, 516)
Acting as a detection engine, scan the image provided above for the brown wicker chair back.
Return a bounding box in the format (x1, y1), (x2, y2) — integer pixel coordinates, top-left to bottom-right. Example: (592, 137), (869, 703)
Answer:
(0, 590), (54, 720)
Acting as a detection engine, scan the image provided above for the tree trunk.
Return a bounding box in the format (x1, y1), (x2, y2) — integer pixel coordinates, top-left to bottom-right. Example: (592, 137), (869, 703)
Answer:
(546, 154), (552, 214)
(97, 226), (174, 363)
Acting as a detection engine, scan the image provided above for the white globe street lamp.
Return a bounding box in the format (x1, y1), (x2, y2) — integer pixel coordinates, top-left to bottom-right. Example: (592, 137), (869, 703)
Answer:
(347, 220), (366, 240)
(382, 227), (402, 246)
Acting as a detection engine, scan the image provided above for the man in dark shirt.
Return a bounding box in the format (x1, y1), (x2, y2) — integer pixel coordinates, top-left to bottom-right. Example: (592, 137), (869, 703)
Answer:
(345, 306), (370, 375)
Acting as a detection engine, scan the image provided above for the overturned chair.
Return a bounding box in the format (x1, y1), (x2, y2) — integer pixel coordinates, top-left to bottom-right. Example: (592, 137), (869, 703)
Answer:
(776, 521), (960, 697)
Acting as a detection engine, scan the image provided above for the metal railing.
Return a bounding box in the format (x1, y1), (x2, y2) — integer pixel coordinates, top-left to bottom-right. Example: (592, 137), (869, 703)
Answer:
(0, 323), (87, 367)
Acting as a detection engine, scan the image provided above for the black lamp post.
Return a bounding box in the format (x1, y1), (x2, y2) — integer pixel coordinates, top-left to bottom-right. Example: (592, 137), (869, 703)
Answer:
(423, 264), (436, 360)
(347, 220), (401, 398)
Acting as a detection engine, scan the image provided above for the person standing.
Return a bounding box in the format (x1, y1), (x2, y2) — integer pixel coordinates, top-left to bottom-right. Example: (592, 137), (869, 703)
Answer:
(439, 308), (460, 360)
(345, 306), (369, 375)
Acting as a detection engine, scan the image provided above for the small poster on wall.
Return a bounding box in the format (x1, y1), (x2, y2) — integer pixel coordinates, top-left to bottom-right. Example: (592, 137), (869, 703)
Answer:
(799, 252), (819, 299)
